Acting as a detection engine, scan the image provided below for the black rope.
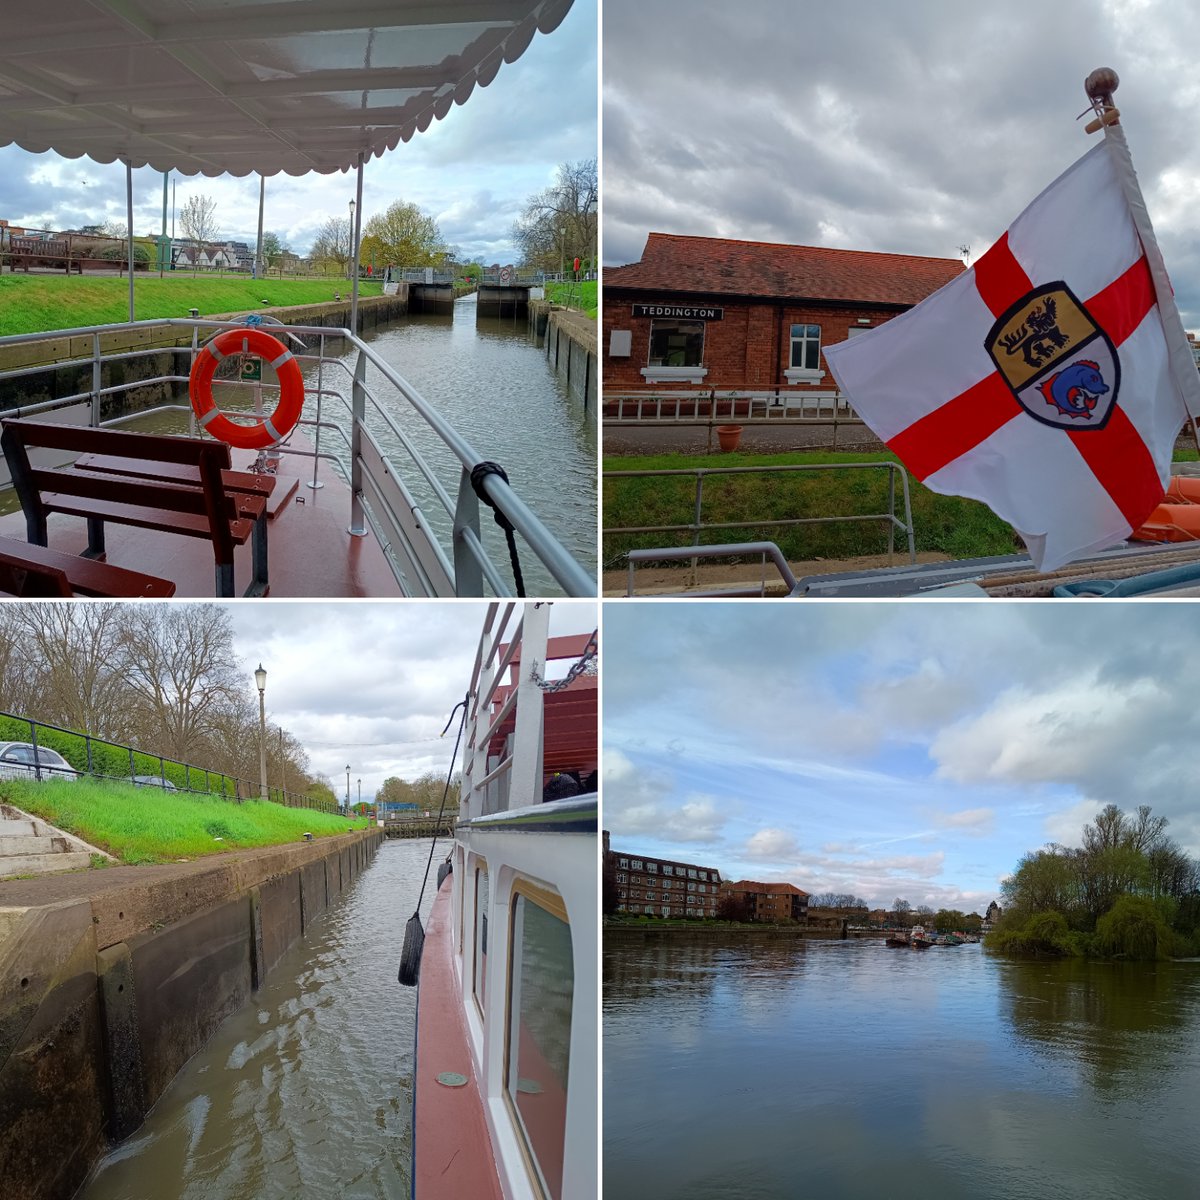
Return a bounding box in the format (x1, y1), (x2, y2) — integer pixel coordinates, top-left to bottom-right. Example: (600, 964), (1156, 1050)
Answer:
(413, 690), (471, 916)
(470, 461), (526, 597)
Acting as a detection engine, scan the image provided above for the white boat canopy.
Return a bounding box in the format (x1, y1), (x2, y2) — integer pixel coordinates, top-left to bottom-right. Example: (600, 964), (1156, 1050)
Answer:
(0, 0), (573, 176)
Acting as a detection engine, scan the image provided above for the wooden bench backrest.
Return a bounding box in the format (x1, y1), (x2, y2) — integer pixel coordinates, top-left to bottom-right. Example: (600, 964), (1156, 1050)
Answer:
(10, 237), (68, 256)
(1, 420), (240, 556)
(0, 420), (232, 469)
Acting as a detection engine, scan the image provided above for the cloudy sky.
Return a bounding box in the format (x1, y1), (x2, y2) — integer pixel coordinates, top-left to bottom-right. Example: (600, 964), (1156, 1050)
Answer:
(603, 601), (1200, 914)
(217, 600), (596, 803)
(0, 0), (596, 264)
(603, 0), (1200, 327)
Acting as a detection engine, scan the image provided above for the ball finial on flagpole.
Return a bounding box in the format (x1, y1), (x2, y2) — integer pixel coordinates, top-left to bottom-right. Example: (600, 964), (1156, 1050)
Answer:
(1083, 68), (1120, 133)
(1085, 68), (1120, 105)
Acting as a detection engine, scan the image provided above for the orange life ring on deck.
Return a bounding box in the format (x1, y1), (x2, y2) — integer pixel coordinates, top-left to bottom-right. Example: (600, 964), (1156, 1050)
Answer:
(1165, 475), (1200, 505)
(1130, 475), (1200, 543)
(189, 327), (305, 451)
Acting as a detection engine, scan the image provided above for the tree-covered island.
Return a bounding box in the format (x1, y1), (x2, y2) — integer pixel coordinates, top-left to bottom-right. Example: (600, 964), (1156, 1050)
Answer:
(987, 803), (1200, 960)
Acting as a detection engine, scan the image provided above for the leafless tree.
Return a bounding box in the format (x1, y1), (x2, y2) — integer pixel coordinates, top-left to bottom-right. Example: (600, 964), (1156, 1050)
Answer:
(310, 216), (353, 276)
(179, 193), (219, 275)
(120, 604), (241, 761)
(511, 159), (597, 274)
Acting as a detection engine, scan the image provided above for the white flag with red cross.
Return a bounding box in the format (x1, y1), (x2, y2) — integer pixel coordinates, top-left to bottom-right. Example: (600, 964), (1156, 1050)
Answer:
(824, 137), (1200, 573)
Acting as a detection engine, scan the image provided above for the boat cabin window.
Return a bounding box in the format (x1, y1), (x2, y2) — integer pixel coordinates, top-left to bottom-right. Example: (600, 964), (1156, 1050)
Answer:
(505, 881), (572, 1200)
(473, 862), (489, 1013)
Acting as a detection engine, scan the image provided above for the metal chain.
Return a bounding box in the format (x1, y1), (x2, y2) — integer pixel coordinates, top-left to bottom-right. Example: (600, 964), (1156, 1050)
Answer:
(531, 629), (597, 692)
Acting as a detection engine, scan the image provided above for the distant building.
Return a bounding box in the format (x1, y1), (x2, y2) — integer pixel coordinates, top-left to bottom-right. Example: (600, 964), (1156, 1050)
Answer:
(603, 832), (723, 918)
(984, 900), (1002, 928)
(721, 880), (809, 923)
(603, 232), (964, 400)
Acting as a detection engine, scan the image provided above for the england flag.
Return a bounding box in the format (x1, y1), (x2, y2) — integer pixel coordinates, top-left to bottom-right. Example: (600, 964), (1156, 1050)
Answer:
(824, 135), (1200, 573)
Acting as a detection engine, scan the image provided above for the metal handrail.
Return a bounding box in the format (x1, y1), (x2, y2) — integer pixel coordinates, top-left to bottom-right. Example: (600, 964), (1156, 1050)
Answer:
(625, 542), (801, 597)
(0, 316), (595, 597)
(606, 461), (917, 578)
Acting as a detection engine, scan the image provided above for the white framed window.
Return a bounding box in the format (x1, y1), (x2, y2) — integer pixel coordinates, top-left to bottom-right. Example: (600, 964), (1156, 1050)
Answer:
(643, 905), (655, 915)
(647, 862), (658, 873)
(642, 319), (708, 384)
(687, 881), (696, 892)
(473, 861), (489, 1015)
(786, 323), (825, 384)
(616, 872), (626, 883)
(663, 864), (674, 875)
(631, 859), (643, 870)
(688, 869), (697, 879)
(505, 880), (572, 1200)
(618, 857), (628, 868)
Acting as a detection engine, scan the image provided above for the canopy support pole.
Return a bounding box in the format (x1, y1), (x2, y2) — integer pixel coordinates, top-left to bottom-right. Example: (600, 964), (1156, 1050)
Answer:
(255, 174), (265, 279)
(126, 161), (135, 322)
(350, 154), (364, 335)
(160, 171), (168, 279)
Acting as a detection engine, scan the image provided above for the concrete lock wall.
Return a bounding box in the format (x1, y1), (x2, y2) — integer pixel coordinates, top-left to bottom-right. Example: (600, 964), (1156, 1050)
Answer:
(533, 303), (597, 409)
(0, 829), (383, 1200)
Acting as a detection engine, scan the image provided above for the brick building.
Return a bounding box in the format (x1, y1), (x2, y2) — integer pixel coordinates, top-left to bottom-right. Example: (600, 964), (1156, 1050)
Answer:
(720, 880), (810, 923)
(604, 832), (723, 918)
(603, 232), (963, 402)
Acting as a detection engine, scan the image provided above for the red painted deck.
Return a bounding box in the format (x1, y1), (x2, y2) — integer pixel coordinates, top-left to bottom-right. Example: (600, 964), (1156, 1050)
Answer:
(413, 874), (504, 1200)
(0, 436), (403, 597)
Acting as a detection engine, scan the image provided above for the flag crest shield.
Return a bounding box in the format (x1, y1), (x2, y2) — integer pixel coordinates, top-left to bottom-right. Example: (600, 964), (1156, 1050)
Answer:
(984, 281), (1120, 431)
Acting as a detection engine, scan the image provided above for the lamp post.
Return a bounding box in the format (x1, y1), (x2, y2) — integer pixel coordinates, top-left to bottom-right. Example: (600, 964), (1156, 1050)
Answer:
(345, 764), (351, 813)
(254, 664), (268, 801)
(358, 778), (362, 807)
(348, 199), (355, 280)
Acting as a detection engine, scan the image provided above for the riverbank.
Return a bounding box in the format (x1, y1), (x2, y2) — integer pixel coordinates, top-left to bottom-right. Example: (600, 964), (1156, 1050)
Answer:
(1, 777), (363, 866)
(604, 919), (880, 941)
(0, 276), (386, 336)
(0, 829), (383, 1200)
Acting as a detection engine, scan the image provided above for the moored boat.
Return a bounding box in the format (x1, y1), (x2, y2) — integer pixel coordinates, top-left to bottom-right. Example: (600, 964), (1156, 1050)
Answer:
(403, 603), (597, 1198)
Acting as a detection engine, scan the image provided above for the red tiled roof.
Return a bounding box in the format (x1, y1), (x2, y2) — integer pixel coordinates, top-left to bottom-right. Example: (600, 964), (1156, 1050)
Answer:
(606, 232), (964, 307)
(725, 880), (809, 897)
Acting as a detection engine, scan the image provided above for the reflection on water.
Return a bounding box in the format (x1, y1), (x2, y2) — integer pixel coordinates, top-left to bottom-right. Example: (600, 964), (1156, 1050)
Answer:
(80, 840), (437, 1200)
(603, 936), (1200, 1200)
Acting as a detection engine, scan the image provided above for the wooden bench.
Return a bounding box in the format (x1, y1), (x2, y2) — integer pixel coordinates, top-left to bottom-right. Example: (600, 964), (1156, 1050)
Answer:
(0, 535), (175, 597)
(0, 420), (273, 597)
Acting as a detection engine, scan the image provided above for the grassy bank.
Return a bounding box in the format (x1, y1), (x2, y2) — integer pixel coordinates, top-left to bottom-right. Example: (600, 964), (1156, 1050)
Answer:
(606, 444), (1200, 565)
(0, 275), (384, 336)
(546, 280), (597, 318)
(1, 777), (364, 865)
(604, 448), (1022, 562)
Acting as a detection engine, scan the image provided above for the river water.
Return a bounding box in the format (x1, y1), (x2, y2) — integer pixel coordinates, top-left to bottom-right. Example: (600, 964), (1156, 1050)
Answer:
(80, 839), (437, 1200)
(306, 293), (597, 591)
(603, 936), (1200, 1200)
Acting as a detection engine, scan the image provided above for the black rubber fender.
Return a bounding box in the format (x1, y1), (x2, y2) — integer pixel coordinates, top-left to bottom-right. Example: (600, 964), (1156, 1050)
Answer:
(436, 859), (453, 890)
(397, 914), (425, 986)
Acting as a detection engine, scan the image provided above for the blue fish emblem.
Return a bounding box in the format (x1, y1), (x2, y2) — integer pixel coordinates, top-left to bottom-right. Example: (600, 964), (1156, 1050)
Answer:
(1036, 359), (1109, 420)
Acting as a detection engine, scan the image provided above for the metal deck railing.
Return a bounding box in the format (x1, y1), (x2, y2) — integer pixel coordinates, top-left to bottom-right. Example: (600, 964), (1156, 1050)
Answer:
(0, 317), (595, 598)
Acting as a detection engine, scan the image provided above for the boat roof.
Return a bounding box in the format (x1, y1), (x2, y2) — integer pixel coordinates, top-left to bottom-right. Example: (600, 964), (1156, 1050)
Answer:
(0, 0), (573, 177)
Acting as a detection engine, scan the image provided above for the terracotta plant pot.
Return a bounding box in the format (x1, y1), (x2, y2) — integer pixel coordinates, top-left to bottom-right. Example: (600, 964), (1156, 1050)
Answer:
(716, 424), (743, 453)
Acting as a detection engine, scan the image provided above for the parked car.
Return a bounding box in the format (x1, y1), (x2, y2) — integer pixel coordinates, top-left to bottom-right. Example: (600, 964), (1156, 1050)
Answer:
(0, 742), (79, 782)
(131, 775), (178, 791)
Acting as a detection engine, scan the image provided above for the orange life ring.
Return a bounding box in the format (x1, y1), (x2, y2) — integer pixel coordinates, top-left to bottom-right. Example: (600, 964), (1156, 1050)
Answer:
(188, 327), (305, 450)
(1130, 475), (1200, 543)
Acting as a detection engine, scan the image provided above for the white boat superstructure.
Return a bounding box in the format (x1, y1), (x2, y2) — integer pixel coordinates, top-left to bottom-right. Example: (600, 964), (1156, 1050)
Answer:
(413, 602), (597, 1199)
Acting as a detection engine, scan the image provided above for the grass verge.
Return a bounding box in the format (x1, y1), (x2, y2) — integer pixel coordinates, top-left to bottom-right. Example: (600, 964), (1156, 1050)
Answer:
(604, 448), (1023, 563)
(546, 280), (597, 318)
(1, 777), (365, 865)
(0, 275), (384, 336)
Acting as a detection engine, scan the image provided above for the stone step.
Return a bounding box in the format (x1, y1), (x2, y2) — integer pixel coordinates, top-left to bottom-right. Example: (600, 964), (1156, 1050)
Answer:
(0, 835), (67, 857)
(0, 819), (37, 837)
(0, 850), (93, 878)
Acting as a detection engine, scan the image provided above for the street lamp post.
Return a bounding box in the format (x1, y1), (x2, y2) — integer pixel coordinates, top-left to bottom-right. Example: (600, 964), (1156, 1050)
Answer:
(348, 199), (356, 280)
(254, 664), (268, 801)
(358, 778), (362, 807)
(345, 764), (351, 813)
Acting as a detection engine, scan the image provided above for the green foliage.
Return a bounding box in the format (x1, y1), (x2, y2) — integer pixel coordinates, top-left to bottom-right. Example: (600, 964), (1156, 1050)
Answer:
(545, 280), (597, 318)
(360, 200), (447, 269)
(604, 449), (1019, 564)
(987, 910), (1080, 957)
(0, 776), (362, 864)
(1094, 895), (1174, 961)
(0, 276), (384, 336)
(97, 242), (154, 263)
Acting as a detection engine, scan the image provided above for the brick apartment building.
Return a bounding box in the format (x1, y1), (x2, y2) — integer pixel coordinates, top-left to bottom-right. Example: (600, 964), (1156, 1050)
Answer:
(602, 232), (963, 402)
(604, 833), (723, 918)
(720, 880), (810, 923)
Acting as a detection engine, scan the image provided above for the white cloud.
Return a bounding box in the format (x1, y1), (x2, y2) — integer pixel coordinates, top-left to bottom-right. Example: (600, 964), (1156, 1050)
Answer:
(744, 828), (800, 860)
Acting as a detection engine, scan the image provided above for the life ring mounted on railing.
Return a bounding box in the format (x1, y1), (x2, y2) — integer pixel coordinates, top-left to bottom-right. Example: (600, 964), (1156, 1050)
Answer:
(188, 326), (305, 451)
